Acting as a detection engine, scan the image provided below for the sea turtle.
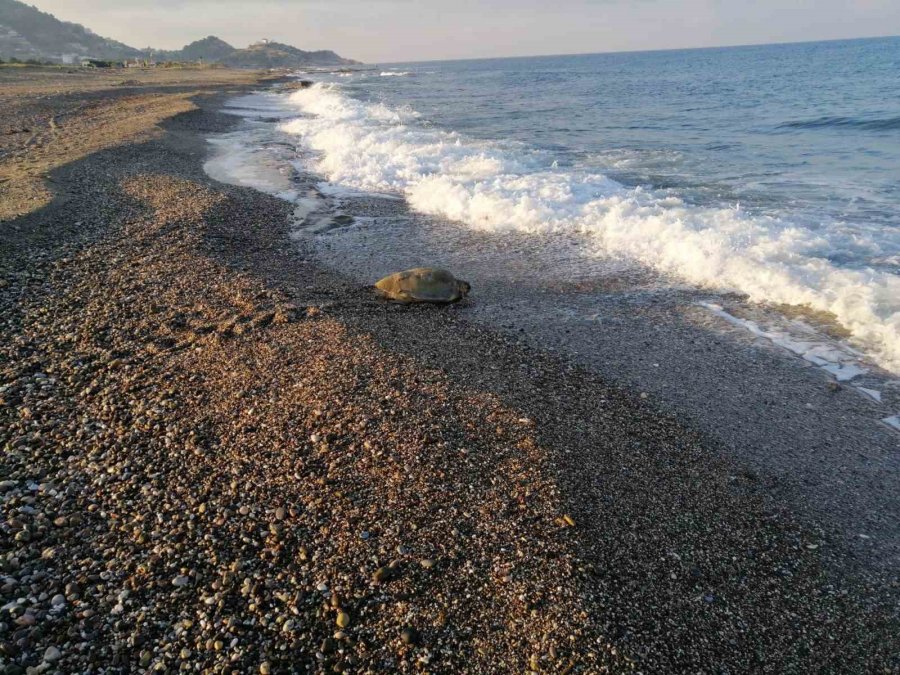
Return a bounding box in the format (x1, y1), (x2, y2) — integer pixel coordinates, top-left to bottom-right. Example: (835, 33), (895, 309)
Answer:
(374, 267), (471, 304)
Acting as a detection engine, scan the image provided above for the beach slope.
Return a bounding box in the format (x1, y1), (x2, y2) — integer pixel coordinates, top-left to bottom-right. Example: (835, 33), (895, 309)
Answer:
(0, 68), (897, 673)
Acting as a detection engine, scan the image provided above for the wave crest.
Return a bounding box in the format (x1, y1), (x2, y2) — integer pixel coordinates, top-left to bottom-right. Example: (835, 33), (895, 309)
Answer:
(281, 84), (900, 372)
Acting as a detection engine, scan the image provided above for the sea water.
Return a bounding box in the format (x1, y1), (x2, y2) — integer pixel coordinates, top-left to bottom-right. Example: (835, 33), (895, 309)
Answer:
(218, 37), (900, 374)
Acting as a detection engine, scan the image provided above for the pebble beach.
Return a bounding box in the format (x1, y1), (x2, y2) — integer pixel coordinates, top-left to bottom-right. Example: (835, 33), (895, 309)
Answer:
(0, 67), (898, 674)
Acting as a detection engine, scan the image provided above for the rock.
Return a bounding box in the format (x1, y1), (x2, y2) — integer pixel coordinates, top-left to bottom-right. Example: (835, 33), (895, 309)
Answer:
(373, 566), (394, 584)
(43, 646), (61, 662)
(172, 575), (190, 587)
(419, 559), (435, 569)
(400, 627), (420, 645)
(259, 662), (272, 674)
(50, 594), (65, 607)
(336, 611), (350, 628)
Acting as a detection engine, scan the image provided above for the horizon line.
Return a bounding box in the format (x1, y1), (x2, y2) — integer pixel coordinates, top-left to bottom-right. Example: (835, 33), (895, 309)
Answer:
(375, 32), (899, 67)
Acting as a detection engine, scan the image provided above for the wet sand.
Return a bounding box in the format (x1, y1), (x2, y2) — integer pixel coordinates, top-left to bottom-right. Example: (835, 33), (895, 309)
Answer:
(0, 68), (897, 673)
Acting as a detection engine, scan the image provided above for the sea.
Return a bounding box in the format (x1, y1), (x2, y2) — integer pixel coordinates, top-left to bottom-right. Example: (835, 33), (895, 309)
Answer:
(206, 36), (900, 380)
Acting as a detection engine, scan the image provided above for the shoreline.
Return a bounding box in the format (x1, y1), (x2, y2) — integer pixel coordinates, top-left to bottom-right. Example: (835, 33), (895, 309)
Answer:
(0, 70), (897, 672)
(210, 84), (900, 573)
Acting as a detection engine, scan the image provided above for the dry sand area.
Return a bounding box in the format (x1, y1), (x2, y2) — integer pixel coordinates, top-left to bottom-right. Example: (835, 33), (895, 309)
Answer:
(0, 67), (264, 221)
(0, 68), (898, 673)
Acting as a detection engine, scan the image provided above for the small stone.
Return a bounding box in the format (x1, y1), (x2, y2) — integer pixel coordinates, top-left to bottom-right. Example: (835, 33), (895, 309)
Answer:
(260, 662), (272, 675)
(419, 559), (435, 569)
(400, 627), (420, 645)
(336, 611), (350, 628)
(14, 613), (35, 626)
(310, 433), (321, 443)
(373, 566), (394, 584)
(321, 638), (336, 654)
(50, 594), (65, 607)
(562, 514), (576, 527)
(275, 507), (286, 520)
(359, 531), (370, 540)
(43, 646), (61, 662)
(172, 575), (190, 587)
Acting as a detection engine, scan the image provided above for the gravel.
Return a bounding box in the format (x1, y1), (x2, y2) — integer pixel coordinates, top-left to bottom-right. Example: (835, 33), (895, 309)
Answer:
(0, 70), (897, 673)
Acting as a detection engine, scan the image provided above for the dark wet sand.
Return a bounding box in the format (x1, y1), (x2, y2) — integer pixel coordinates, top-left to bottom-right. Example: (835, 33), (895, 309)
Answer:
(0, 69), (897, 673)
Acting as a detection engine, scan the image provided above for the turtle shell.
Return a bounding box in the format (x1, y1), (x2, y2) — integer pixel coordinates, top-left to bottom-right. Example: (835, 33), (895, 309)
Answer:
(375, 268), (470, 303)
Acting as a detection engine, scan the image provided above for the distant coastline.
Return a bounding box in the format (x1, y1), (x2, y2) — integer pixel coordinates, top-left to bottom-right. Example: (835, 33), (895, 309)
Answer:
(0, 0), (360, 67)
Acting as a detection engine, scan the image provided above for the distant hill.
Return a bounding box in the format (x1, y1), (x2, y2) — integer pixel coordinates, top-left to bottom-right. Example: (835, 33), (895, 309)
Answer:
(0, 0), (141, 62)
(167, 36), (236, 63)
(0, 0), (360, 66)
(219, 41), (356, 68)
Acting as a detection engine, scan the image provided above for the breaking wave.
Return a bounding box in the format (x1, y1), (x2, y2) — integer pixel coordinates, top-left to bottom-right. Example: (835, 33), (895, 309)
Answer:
(280, 83), (900, 372)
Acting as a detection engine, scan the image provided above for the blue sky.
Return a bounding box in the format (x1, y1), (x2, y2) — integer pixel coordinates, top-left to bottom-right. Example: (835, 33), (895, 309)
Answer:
(35, 0), (900, 63)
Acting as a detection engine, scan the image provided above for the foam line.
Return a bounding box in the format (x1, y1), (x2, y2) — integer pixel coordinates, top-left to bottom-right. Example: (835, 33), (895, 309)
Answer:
(279, 83), (900, 373)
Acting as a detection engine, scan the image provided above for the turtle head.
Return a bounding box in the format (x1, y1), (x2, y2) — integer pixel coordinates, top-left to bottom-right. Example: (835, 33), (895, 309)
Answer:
(457, 280), (471, 298)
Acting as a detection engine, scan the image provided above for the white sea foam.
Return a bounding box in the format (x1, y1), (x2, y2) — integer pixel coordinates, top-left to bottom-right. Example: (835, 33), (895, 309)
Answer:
(204, 131), (297, 201)
(279, 83), (900, 372)
(379, 71), (412, 77)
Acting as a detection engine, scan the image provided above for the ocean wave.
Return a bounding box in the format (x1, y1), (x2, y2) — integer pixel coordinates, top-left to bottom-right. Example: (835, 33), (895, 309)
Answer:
(777, 115), (900, 131)
(280, 83), (900, 372)
(380, 71), (412, 77)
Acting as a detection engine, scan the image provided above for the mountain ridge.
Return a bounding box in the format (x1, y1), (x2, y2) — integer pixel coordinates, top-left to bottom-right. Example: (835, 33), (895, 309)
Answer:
(0, 0), (359, 66)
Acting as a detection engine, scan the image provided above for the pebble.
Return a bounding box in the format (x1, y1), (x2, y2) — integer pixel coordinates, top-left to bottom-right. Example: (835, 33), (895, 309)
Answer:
(373, 565), (394, 584)
(0, 90), (892, 675)
(43, 646), (61, 662)
(400, 627), (420, 645)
